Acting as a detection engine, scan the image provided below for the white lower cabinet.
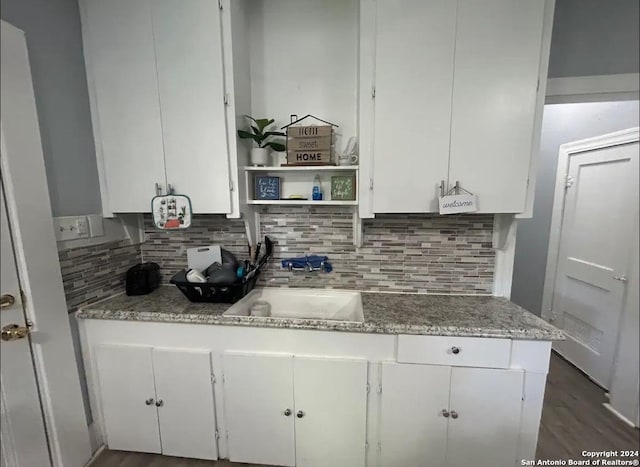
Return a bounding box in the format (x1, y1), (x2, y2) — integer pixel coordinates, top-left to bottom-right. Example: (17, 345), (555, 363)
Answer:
(95, 344), (218, 460)
(380, 363), (524, 467)
(223, 353), (368, 467)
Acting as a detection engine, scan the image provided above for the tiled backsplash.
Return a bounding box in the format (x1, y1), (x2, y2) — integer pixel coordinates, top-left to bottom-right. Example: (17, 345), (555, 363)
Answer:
(58, 240), (141, 312)
(141, 207), (495, 294)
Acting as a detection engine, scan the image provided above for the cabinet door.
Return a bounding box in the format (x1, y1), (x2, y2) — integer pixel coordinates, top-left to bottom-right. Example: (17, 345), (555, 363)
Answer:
(448, 0), (546, 213)
(81, 0), (166, 213)
(223, 353), (295, 467)
(446, 367), (524, 467)
(152, 0), (231, 214)
(372, 0), (457, 213)
(95, 345), (160, 453)
(293, 357), (368, 467)
(380, 363), (450, 467)
(152, 349), (217, 460)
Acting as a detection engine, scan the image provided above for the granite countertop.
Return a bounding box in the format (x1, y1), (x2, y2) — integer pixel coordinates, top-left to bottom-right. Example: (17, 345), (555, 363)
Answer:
(76, 286), (564, 340)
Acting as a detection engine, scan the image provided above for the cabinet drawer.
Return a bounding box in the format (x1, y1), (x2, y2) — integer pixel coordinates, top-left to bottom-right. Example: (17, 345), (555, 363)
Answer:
(397, 335), (511, 369)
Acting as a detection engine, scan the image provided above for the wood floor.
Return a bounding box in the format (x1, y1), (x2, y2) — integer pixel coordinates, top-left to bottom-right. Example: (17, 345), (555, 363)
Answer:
(91, 353), (639, 467)
(536, 352), (639, 460)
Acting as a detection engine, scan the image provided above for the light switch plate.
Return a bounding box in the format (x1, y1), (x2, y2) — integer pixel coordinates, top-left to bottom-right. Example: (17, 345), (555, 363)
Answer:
(53, 216), (91, 241)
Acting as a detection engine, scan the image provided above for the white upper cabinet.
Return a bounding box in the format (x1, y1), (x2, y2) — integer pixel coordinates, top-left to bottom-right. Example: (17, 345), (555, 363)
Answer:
(368, 0), (551, 214)
(372, 0), (457, 213)
(81, 0), (166, 213)
(448, 0), (546, 213)
(81, 0), (231, 214)
(152, 0), (231, 214)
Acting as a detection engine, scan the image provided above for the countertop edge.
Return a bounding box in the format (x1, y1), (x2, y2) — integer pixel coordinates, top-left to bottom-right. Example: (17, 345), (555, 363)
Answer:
(75, 309), (565, 341)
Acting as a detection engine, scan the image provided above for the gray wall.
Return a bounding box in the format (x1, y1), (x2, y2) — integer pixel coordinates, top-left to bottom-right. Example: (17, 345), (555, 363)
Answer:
(1, 0), (102, 216)
(511, 101), (640, 315)
(548, 0), (640, 78)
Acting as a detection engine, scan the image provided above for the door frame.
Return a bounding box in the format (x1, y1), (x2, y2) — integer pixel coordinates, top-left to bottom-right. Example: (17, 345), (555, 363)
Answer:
(541, 127), (639, 323)
(1, 20), (92, 467)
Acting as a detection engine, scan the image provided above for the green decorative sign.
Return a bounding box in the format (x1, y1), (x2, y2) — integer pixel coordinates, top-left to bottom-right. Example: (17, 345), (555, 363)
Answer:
(330, 175), (356, 201)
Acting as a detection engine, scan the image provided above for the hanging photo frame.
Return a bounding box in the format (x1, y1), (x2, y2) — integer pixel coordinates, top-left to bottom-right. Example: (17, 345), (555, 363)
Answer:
(151, 194), (192, 229)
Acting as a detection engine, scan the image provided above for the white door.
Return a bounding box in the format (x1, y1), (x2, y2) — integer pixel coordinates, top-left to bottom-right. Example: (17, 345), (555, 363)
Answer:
(152, 348), (218, 460)
(81, 0), (166, 213)
(152, 0), (231, 214)
(553, 141), (639, 387)
(379, 363), (450, 467)
(223, 353), (295, 467)
(293, 357), (368, 467)
(372, 0), (456, 213)
(448, 0), (546, 213)
(446, 367), (524, 467)
(0, 184), (51, 467)
(95, 345), (161, 453)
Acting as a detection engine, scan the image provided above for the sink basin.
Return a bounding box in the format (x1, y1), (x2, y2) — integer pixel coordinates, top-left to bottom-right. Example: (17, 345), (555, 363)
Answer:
(223, 288), (364, 323)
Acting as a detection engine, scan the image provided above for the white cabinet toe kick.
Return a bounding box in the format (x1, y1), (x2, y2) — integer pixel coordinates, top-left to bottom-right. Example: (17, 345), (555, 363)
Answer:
(79, 319), (552, 467)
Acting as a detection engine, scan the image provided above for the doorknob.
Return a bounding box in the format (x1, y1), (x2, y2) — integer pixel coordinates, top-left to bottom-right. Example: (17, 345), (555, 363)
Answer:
(0, 294), (16, 309)
(1, 323), (30, 341)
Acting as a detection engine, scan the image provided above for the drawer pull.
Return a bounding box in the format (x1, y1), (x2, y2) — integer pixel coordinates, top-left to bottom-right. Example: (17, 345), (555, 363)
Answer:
(451, 346), (461, 355)
(145, 398), (154, 406)
(450, 410), (459, 419)
(441, 409), (450, 418)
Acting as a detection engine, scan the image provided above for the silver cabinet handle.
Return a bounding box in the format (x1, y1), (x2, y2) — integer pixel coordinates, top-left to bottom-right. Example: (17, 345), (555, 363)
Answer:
(441, 409), (450, 418)
(450, 410), (458, 419)
(145, 398), (154, 406)
(296, 410), (305, 418)
(155, 183), (162, 196)
(284, 409), (292, 417)
(155, 400), (164, 407)
(451, 346), (461, 355)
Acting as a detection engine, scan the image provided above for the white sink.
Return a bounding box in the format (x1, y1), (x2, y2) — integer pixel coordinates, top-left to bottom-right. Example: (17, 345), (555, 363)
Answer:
(223, 288), (364, 323)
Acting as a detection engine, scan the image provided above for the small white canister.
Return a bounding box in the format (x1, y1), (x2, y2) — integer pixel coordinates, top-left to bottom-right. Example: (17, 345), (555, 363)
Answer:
(250, 300), (271, 317)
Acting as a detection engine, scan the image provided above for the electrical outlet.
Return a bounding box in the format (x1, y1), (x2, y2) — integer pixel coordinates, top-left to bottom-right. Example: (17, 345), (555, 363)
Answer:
(53, 216), (90, 241)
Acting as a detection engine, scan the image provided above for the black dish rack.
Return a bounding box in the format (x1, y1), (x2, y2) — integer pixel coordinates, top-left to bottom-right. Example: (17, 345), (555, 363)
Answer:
(170, 237), (273, 303)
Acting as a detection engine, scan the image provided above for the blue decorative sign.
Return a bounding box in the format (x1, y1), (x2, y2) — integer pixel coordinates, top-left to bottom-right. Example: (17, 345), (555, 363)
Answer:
(255, 176), (280, 200)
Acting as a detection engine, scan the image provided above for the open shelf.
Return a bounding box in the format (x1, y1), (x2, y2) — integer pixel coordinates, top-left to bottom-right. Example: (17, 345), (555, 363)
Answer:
(246, 200), (358, 206)
(244, 165), (358, 172)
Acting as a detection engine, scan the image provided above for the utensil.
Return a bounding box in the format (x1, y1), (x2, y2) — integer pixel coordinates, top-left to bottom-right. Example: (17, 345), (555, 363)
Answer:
(254, 242), (262, 264)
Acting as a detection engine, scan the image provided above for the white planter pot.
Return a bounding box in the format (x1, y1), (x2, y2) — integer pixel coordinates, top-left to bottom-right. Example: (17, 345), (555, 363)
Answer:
(250, 148), (269, 166)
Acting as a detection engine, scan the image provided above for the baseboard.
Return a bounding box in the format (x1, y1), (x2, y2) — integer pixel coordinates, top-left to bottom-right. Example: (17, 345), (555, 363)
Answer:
(603, 402), (638, 429)
(83, 444), (105, 466)
(87, 421), (103, 456)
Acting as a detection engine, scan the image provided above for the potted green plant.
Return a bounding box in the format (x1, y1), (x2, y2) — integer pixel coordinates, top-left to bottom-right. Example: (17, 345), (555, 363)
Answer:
(238, 116), (286, 166)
